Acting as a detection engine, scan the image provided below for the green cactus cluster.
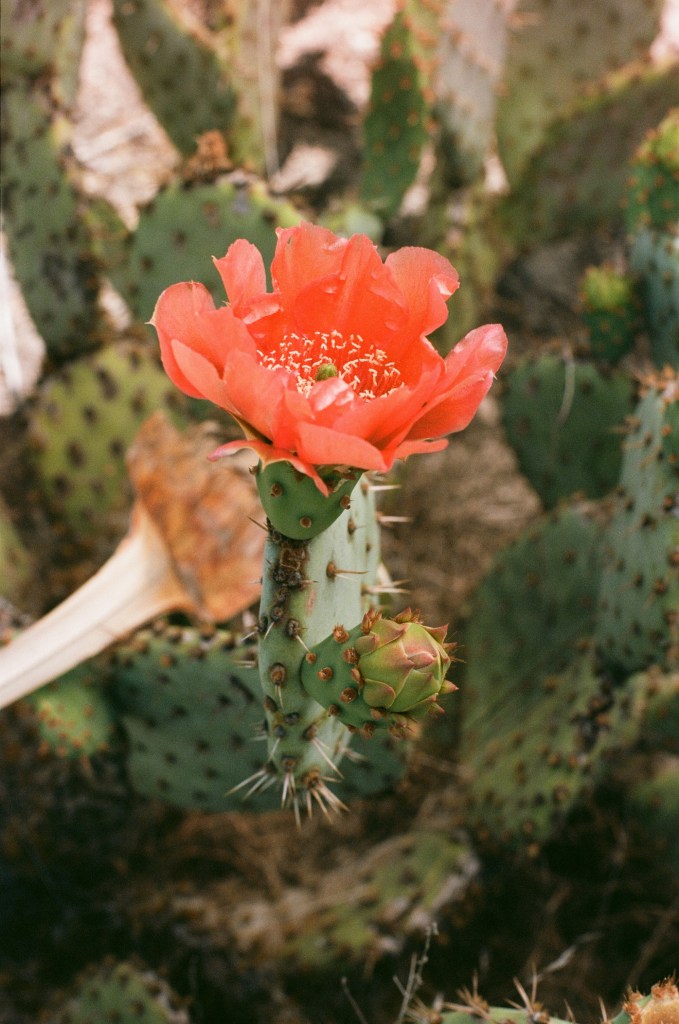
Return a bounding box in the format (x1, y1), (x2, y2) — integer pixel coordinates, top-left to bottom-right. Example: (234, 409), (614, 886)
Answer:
(3, 1), (679, 1018)
(461, 372), (679, 852)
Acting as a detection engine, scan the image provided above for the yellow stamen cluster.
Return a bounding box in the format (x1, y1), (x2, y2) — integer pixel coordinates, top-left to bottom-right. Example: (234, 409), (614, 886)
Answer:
(258, 330), (402, 400)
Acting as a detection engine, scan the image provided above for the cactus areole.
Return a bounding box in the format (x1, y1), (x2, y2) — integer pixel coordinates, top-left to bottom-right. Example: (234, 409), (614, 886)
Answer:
(151, 223), (506, 816)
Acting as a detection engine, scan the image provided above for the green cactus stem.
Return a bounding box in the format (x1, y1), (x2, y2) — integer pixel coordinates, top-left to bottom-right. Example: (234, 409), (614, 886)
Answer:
(252, 472), (382, 818)
(360, 3), (435, 218)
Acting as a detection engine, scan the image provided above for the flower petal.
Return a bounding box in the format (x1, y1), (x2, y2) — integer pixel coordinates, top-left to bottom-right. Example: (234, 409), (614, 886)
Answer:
(271, 223), (348, 307)
(406, 324), (508, 438)
(385, 247), (460, 343)
(170, 339), (240, 415)
(151, 281), (221, 398)
(213, 239), (267, 315)
(208, 438), (331, 495)
(290, 233), (408, 345)
(294, 421), (389, 471)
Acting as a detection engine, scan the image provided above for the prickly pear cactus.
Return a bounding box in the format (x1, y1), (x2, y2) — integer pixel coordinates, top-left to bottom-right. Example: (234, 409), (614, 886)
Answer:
(360, 2), (438, 218)
(501, 352), (635, 508)
(49, 958), (190, 1024)
(0, 81), (103, 362)
(596, 374), (679, 674)
(580, 264), (642, 364)
(29, 617), (408, 811)
(277, 829), (478, 971)
(109, 624), (276, 811)
(27, 340), (193, 546)
(459, 506), (609, 847)
(28, 664), (116, 759)
(106, 176), (299, 322)
(625, 110), (679, 367)
(111, 0), (236, 157)
(253, 474), (389, 816)
(496, 0), (664, 187)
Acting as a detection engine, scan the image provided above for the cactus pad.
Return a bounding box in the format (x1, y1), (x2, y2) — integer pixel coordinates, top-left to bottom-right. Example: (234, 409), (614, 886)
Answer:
(112, 0), (235, 156)
(51, 958), (189, 1024)
(1, 81), (102, 361)
(257, 461), (362, 540)
(580, 265), (642, 364)
(28, 666), (116, 759)
(108, 624), (274, 812)
(596, 377), (679, 673)
(110, 177), (299, 322)
(27, 340), (192, 544)
(497, 0), (664, 187)
(501, 353), (635, 508)
(360, 4), (435, 218)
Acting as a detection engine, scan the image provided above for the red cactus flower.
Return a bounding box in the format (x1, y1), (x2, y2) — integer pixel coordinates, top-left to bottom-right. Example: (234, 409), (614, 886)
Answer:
(151, 223), (507, 493)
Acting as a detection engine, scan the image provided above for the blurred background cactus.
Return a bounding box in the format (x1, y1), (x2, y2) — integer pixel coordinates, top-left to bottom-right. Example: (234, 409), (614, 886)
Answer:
(1, 0), (678, 1020)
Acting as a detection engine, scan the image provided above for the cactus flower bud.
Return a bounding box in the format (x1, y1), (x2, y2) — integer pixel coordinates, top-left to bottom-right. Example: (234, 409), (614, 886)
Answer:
(301, 608), (457, 737)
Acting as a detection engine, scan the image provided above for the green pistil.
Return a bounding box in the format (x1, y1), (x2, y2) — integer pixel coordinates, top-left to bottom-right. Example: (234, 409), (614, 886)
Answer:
(315, 363), (339, 381)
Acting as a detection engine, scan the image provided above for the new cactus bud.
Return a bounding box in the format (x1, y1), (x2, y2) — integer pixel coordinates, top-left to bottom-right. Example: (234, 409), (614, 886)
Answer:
(302, 608), (457, 736)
